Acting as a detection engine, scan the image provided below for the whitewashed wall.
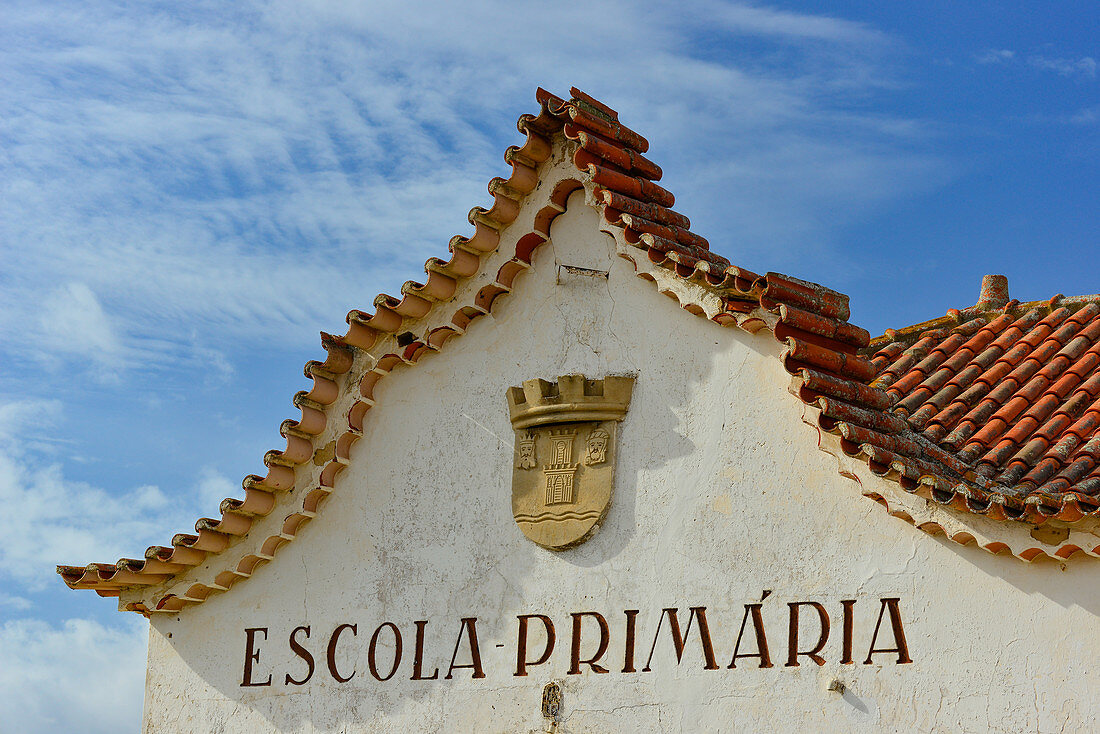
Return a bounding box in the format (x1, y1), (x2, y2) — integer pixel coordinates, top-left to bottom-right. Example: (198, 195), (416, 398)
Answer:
(141, 184), (1100, 733)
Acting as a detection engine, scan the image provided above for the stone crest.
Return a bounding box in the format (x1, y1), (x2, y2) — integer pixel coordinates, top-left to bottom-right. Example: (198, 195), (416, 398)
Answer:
(506, 375), (635, 550)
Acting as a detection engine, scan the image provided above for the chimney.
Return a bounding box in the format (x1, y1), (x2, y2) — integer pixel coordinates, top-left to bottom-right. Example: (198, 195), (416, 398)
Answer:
(975, 274), (1009, 310)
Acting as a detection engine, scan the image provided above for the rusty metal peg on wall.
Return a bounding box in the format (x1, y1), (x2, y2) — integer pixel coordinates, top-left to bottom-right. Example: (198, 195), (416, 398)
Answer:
(542, 680), (562, 731)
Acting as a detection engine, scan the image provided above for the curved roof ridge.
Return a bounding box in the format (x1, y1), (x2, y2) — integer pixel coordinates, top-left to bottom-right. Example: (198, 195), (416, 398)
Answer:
(65, 87), (1086, 615)
(58, 86), (814, 612)
(869, 286), (1100, 351)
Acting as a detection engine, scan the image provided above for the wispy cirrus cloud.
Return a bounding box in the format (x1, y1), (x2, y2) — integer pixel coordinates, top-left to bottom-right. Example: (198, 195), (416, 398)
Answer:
(0, 0), (941, 580)
(1028, 54), (1097, 78)
(1070, 106), (1099, 124)
(685, 1), (888, 45)
(976, 48), (1015, 65)
(0, 0), (941, 387)
(975, 47), (1097, 79)
(35, 283), (123, 379)
(1017, 104), (1100, 127)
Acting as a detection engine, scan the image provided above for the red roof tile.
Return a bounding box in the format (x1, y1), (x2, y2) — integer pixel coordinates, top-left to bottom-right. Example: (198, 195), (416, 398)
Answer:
(860, 277), (1100, 526)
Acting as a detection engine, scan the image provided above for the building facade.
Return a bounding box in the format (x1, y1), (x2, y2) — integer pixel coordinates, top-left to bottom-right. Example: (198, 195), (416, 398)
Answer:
(61, 88), (1100, 732)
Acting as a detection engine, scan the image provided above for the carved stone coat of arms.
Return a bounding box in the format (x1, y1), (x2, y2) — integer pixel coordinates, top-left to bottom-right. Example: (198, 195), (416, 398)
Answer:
(506, 374), (635, 550)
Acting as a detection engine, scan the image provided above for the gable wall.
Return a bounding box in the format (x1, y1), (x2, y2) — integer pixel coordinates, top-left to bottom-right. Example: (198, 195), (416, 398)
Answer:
(142, 188), (1100, 733)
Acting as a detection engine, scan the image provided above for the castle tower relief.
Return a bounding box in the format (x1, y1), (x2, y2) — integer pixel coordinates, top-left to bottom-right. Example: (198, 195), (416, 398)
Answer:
(506, 374), (635, 550)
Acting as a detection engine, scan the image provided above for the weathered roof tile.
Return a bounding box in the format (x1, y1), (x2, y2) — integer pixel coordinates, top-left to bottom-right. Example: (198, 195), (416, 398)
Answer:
(865, 277), (1100, 527)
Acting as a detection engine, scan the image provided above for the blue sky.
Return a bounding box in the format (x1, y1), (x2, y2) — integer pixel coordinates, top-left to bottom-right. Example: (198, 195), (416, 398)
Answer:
(0, 1), (1096, 730)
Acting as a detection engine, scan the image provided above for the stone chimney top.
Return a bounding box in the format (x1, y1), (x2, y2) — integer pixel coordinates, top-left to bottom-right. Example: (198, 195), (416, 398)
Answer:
(976, 274), (1009, 310)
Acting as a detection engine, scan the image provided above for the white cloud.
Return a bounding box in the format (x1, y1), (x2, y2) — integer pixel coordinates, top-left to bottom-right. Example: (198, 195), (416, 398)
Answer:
(704, 2), (887, 44)
(1028, 54), (1098, 78)
(0, 399), (234, 589)
(0, 592), (33, 611)
(0, 400), (62, 445)
(195, 466), (237, 512)
(0, 444), (168, 588)
(1018, 104), (1100, 127)
(978, 48), (1098, 79)
(1070, 106), (1099, 125)
(0, 616), (147, 734)
(36, 283), (122, 374)
(976, 48), (1015, 64)
(0, 0), (941, 388)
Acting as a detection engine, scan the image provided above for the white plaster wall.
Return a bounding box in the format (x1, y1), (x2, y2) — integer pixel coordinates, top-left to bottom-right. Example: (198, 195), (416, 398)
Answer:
(143, 192), (1100, 733)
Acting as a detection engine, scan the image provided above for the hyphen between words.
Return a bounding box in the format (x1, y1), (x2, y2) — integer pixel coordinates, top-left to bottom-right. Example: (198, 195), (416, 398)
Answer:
(240, 596), (912, 687)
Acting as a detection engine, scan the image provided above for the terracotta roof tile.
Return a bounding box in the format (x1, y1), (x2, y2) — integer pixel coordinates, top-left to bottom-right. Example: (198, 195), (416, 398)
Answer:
(864, 280), (1100, 529)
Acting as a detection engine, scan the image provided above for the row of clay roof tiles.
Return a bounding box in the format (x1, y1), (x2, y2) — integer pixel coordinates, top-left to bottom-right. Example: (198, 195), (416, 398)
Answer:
(58, 87), (890, 608)
(58, 87), (1097, 613)
(54, 87), (775, 605)
(867, 279), (1100, 516)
